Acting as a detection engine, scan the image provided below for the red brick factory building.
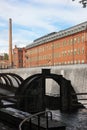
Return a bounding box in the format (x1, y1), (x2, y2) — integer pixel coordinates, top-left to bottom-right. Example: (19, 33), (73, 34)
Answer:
(13, 21), (87, 68)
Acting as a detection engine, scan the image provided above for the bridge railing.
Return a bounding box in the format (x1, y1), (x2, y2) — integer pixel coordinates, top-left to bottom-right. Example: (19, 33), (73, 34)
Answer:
(19, 110), (53, 130)
(71, 92), (87, 107)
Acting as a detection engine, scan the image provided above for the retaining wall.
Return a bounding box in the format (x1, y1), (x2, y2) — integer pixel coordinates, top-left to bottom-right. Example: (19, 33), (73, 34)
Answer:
(0, 64), (87, 95)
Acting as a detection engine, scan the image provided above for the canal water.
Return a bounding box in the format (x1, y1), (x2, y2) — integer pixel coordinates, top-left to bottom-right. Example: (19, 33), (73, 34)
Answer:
(0, 108), (87, 130)
(0, 122), (17, 130)
(52, 108), (87, 130)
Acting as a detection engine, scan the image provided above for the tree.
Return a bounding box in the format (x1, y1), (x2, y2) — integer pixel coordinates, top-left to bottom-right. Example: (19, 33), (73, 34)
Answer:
(4, 53), (9, 60)
(72, 0), (87, 8)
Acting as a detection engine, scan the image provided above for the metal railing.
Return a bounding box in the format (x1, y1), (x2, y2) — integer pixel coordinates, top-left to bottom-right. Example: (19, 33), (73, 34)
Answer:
(19, 110), (52, 130)
(71, 92), (87, 106)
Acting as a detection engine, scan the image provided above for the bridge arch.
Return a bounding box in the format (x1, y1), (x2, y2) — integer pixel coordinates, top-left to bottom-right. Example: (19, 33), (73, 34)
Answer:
(16, 69), (78, 113)
(0, 73), (24, 94)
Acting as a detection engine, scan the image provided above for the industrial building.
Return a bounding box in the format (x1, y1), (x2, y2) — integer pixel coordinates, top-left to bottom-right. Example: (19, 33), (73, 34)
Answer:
(13, 45), (25, 68)
(13, 21), (87, 68)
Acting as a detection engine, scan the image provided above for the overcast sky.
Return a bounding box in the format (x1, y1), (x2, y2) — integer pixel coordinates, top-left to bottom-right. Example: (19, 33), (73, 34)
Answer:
(0, 0), (87, 53)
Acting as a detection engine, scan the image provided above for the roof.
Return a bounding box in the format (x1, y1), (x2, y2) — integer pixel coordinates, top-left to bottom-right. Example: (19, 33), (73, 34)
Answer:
(26, 21), (87, 49)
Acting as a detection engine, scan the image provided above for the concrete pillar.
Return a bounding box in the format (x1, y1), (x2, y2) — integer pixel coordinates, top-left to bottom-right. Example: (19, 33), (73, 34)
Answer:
(9, 18), (13, 67)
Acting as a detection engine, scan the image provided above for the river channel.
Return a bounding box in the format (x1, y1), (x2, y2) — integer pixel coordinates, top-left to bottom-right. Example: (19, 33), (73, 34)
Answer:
(52, 108), (87, 130)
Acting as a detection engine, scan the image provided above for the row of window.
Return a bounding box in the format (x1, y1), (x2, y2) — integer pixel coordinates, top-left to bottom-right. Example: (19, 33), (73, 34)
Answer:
(54, 48), (84, 58)
(54, 36), (85, 48)
(28, 49), (84, 62)
(39, 45), (52, 52)
(28, 46), (85, 58)
(39, 54), (52, 60)
(25, 59), (85, 66)
(29, 54), (52, 61)
(28, 34), (85, 55)
(54, 60), (85, 65)
(29, 45), (52, 54)
(29, 49), (37, 54)
(28, 47), (85, 62)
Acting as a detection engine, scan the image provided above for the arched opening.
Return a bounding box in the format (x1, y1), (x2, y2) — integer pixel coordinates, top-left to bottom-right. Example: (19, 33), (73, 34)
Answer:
(45, 78), (60, 110)
(46, 78), (60, 97)
(16, 69), (79, 113)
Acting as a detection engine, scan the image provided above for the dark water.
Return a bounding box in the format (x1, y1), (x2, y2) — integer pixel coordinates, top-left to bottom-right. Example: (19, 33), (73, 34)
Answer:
(52, 108), (87, 130)
(0, 122), (17, 130)
(0, 108), (87, 130)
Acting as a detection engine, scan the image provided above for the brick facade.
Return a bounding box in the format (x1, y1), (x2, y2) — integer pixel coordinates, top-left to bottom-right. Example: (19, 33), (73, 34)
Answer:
(13, 45), (24, 68)
(13, 21), (87, 68)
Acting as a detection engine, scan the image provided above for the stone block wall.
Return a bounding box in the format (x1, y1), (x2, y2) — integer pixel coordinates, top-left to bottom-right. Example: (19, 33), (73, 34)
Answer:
(0, 64), (87, 97)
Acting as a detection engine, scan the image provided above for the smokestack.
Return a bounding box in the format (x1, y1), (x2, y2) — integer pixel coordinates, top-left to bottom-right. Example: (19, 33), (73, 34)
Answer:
(9, 18), (13, 67)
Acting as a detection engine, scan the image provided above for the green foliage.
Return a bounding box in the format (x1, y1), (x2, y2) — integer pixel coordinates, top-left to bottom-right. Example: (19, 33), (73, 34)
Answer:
(3, 53), (9, 60)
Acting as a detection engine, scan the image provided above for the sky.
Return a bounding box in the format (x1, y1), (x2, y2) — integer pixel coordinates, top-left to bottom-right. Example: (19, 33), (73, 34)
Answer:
(0, 0), (87, 53)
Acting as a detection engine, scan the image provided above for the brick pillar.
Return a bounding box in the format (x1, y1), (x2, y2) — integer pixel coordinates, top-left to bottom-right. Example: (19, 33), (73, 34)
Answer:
(9, 18), (13, 67)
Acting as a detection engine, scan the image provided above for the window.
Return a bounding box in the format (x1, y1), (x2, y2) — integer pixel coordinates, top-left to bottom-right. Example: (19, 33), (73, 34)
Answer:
(68, 50), (70, 56)
(68, 39), (70, 45)
(65, 61), (66, 64)
(71, 50), (73, 55)
(82, 35), (84, 42)
(74, 49), (77, 55)
(63, 40), (66, 46)
(54, 43), (59, 48)
(78, 37), (81, 43)
(82, 60), (84, 63)
(77, 48), (80, 55)
(74, 60), (77, 64)
(71, 61), (73, 64)
(74, 37), (77, 44)
(70, 39), (73, 45)
(82, 47), (84, 54)
(62, 51), (64, 57)
(86, 33), (87, 40)
(64, 51), (67, 56)
(78, 60), (80, 64)
(68, 61), (70, 64)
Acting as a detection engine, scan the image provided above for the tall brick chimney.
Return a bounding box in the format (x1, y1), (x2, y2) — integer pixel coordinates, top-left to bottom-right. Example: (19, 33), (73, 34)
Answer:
(9, 18), (13, 67)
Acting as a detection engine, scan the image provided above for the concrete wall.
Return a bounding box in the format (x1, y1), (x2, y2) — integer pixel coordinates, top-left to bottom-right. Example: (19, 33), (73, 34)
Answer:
(0, 64), (87, 96)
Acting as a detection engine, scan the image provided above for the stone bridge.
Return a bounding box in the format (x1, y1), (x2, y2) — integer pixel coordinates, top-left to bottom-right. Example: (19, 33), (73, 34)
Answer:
(0, 64), (87, 107)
